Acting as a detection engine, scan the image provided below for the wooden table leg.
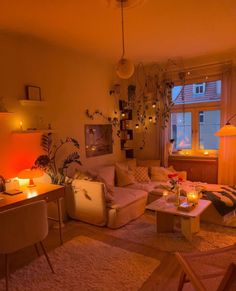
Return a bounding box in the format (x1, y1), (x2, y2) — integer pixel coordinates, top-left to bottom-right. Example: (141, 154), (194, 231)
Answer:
(181, 216), (200, 241)
(156, 212), (174, 232)
(56, 198), (63, 245)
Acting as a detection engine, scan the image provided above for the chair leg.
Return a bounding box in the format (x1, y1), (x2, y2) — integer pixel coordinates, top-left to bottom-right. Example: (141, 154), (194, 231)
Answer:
(178, 271), (187, 291)
(34, 243), (40, 257)
(39, 241), (55, 274)
(5, 254), (9, 291)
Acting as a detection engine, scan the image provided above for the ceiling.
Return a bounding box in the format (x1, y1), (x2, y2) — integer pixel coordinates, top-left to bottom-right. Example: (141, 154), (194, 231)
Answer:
(1, 0), (236, 63)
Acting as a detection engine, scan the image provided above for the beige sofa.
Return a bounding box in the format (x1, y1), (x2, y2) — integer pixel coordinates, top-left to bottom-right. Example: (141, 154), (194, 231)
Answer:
(65, 159), (186, 228)
(65, 158), (236, 228)
(66, 165), (148, 228)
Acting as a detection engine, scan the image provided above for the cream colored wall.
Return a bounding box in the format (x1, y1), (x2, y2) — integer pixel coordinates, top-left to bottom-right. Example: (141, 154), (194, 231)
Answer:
(0, 32), (124, 178)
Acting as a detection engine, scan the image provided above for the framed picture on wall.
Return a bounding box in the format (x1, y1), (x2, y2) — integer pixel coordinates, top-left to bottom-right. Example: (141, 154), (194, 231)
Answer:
(26, 85), (41, 101)
(85, 124), (113, 158)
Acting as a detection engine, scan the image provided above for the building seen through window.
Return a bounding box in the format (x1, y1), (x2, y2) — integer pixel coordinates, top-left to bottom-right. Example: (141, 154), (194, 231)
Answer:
(170, 80), (221, 152)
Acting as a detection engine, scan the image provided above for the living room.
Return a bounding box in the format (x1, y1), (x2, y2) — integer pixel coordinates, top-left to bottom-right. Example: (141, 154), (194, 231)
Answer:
(0, 1), (236, 290)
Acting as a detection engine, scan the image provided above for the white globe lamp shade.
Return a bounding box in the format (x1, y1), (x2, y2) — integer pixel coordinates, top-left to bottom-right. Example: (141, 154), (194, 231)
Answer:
(116, 58), (135, 79)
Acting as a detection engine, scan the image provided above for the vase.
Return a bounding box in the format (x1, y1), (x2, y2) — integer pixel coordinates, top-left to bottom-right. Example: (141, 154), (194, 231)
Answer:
(174, 186), (181, 206)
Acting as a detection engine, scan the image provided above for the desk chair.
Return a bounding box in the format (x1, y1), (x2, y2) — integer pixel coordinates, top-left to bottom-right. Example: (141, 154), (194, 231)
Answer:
(175, 244), (236, 291)
(0, 200), (54, 290)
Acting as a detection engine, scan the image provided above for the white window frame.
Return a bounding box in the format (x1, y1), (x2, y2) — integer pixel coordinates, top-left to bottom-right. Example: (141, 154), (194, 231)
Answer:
(199, 111), (205, 124)
(193, 82), (206, 95)
(171, 101), (221, 156)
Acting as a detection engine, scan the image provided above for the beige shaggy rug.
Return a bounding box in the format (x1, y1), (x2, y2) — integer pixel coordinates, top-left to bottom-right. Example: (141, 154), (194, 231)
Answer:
(0, 236), (160, 291)
(103, 212), (236, 253)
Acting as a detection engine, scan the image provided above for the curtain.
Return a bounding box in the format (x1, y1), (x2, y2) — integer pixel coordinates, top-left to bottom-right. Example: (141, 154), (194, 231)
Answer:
(218, 67), (236, 185)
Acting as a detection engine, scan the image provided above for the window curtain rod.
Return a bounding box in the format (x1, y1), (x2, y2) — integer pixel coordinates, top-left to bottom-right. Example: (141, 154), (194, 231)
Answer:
(165, 60), (232, 75)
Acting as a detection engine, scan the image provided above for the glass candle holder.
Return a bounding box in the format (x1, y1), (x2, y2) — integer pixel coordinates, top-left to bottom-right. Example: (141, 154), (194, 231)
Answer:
(187, 191), (199, 204)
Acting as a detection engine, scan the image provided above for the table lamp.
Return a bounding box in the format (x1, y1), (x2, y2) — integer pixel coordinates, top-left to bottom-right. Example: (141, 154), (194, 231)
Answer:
(17, 168), (43, 187)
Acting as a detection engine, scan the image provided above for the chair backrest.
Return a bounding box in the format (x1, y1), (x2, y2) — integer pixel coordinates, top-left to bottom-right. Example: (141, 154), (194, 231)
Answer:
(217, 263), (236, 291)
(0, 200), (48, 254)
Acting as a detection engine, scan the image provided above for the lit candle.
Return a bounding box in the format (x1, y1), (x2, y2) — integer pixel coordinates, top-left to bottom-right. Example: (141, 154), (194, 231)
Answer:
(19, 121), (23, 130)
(187, 191), (199, 204)
(163, 190), (168, 202)
(203, 150), (209, 156)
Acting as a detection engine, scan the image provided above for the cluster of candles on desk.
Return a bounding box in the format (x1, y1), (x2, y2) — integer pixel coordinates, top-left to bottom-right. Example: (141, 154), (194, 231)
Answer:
(163, 190), (199, 204)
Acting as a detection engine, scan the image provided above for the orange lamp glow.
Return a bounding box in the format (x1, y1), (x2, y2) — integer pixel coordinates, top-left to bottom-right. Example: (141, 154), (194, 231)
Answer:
(215, 114), (236, 137)
(17, 169), (43, 187)
(214, 124), (236, 137)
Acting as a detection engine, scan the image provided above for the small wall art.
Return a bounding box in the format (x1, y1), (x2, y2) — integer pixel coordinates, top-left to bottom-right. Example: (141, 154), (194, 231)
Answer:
(85, 124), (113, 157)
(26, 85), (41, 101)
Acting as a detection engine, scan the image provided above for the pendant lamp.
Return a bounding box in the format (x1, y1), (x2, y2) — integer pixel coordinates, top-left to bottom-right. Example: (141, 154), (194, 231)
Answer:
(116, 0), (134, 79)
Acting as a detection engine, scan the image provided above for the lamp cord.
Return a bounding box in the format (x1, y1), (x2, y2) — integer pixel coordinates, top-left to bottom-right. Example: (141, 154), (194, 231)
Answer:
(120, 0), (125, 58)
(227, 113), (236, 124)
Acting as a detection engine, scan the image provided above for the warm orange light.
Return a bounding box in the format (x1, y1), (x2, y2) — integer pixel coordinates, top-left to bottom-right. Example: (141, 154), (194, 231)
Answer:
(18, 169), (43, 187)
(214, 124), (236, 137)
(19, 121), (23, 130)
(187, 191), (199, 204)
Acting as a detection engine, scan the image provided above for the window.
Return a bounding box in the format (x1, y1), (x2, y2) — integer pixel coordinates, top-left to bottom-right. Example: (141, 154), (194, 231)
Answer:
(193, 83), (205, 95)
(199, 110), (220, 150)
(171, 112), (192, 149)
(171, 79), (221, 154)
(199, 111), (204, 123)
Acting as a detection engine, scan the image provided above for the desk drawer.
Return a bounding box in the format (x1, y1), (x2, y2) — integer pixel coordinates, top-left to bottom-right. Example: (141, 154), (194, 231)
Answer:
(43, 188), (65, 202)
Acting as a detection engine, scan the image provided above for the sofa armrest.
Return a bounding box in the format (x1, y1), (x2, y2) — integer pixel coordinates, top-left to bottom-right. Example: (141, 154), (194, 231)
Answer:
(66, 179), (107, 226)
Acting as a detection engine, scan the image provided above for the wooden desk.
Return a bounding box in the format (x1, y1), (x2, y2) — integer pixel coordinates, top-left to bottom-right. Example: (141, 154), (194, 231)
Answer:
(0, 183), (65, 244)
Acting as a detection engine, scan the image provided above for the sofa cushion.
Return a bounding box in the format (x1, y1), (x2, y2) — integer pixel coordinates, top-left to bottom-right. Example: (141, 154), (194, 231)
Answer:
(126, 181), (168, 192)
(111, 187), (147, 210)
(133, 166), (150, 183)
(116, 159), (137, 170)
(137, 159), (161, 167)
(150, 167), (171, 182)
(97, 165), (115, 187)
(115, 164), (135, 187)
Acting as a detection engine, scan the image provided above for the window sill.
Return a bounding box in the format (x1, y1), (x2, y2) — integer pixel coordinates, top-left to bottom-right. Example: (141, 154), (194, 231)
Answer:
(169, 153), (218, 161)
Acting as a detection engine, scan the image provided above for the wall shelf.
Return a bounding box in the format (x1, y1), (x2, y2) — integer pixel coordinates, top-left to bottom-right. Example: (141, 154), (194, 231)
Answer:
(19, 100), (47, 106)
(0, 112), (13, 115)
(119, 99), (134, 158)
(12, 129), (56, 134)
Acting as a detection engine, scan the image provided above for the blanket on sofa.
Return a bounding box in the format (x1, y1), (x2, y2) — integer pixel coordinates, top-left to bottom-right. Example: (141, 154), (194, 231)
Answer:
(202, 186), (236, 217)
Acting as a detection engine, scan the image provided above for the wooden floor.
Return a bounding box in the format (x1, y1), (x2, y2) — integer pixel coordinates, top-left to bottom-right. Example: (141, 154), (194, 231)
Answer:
(0, 218), (182, 290)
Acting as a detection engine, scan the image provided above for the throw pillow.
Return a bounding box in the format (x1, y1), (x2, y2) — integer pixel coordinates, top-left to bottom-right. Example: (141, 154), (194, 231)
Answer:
(96, 175), (114, 195)
(97, 165), (115, 187)
(137, 159), (161, 167)
(167, 165), (187, 180)
(150, 167), (171, 182)
(133, 166), (150, 183)
(115, 164), (135, 187)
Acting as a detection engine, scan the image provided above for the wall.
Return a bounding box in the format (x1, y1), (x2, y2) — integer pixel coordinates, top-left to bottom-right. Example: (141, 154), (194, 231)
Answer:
(0, 32), (124, 178)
